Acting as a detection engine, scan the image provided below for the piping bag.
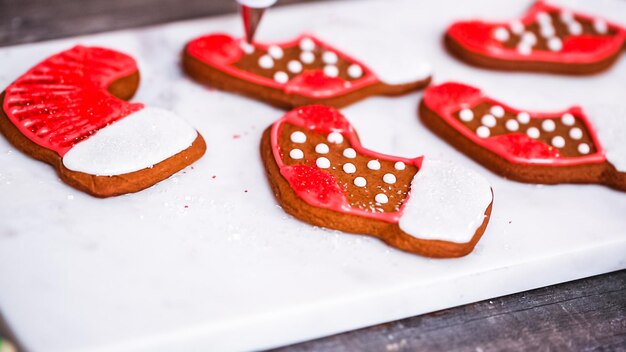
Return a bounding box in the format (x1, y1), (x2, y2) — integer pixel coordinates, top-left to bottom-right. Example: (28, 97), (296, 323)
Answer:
(237, 0), (278, 43)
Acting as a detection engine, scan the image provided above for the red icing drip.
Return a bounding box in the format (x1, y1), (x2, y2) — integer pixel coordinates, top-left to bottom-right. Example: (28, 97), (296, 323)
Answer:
(281, 164), (349, 208)
(3, 46), (142, 156)
(283, 105), (351, 133)
(446, 1), (626, 64)
(489, 134), (561, 160)
(186, 33), (379, 99)
(422, 81), (606, 166)
(271, 105), (423, 224)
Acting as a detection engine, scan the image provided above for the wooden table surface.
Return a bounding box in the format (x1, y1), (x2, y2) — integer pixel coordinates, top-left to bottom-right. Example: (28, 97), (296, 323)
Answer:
(0, 0), (624, 351)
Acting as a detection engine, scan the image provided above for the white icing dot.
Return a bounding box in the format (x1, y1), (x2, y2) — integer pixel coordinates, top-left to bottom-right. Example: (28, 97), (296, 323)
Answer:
(569, 127), (583, 140)
(477, 126), (490, 138)
(322, 51), (338, 64)
(594, 19), (608, 34)
(578, 143), (590, 154)
(540, 24), (556, 38)
(493, 27), (510, 42)
(347, 64), (363, 78)
(287, 60), (303, 74)
(481, 114), (497, 128)
(552, 136), (565, 148)
(258, 55), (274, 69)
(510, 20), (525, 35)
(289, 149), (303, 159)
(290, 131), (306, 143)
(383, 173), (396, 184)
(299, 37), (315, 51)
(527, 127), (540, 139)
(343, 148), (356, 158)
(521, 32), (537, 45)
(505, 119), (519, 131)
(375, 193), (389, 204)
(268, 45), (284, 59)
(300, 51), (315, 64)
(354, 177), (367, 187)
(547, 37), (563, 52)
(561, 113), (575, 126)
(542, 119), (556, 132)
(490, 105), (505, 118)
(327, 132), (344, 144)
(568, 21), (583, 35)
(459, 109), (474, 122)
(323, 65), (339, 77)
(517, 112), (531, 124)
(536, 12), (551, 25)
(517, 42), (533, 56)
(343, 163), (356, 174)
(240, 42), (255, 54)
(315, 143), (329, 154)
(316, 157), (331, 169)
(560, 11), (574, 23)
(394, 161), (406, 170)
(367, 160), (381, 170)
(274, 71), (289, 84)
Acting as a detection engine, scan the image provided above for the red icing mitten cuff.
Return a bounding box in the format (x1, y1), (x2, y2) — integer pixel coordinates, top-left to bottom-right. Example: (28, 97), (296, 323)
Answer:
(261, 105), (494, 258)
(420, 82), (626, 191)
(0, 46), (206, 197)
(184, 33), (432, 108)
(445, 0), (626, 74)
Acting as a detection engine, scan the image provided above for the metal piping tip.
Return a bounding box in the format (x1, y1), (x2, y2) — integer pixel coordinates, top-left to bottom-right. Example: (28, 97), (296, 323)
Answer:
(240, 5), (265, 44)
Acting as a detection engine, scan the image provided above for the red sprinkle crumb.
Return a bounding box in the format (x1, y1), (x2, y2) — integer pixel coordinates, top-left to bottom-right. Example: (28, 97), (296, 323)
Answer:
(244, 189), (248, 193)
(233, 134), (241, 139)
(212, 175), (217, 179)
(184, 205), (189, 209)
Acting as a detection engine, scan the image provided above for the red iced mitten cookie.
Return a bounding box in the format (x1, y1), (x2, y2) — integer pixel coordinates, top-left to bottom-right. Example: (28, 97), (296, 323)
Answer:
(0, 46), (206, 197)
(261, 105), (493, 258)
(184, 33), (432, 109)
(419, 82), (626, 191)
(445, 1), (626, 74)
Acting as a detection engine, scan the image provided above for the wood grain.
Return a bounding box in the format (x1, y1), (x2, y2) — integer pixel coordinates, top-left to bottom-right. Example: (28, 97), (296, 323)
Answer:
(0, 1), (624, 351)
(274, 270), (626, 351)
(0, 0), (324, 47)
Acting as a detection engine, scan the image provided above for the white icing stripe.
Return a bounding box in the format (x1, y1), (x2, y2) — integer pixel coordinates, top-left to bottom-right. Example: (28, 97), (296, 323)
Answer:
(312, 29), (432, 85)
(398, 159), (492, 244)
(62, 107), (198, 176)
(585, 105), (626, 172)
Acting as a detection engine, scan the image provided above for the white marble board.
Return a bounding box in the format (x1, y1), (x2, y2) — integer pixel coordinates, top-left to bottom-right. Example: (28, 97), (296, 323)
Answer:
(0, 0), (625, 351)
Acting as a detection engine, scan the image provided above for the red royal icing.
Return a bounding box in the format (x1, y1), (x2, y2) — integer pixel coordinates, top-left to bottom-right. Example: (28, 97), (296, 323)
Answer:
(446, 1), (626, 64)
(271, 105), (423, 224)
(2, 46), (143, 156)
(422, 82), (606, 166)
(186, 33), (379, 99)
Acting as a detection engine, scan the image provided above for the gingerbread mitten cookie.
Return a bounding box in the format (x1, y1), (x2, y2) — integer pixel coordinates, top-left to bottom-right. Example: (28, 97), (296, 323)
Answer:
(0, 46), (206, 197)
(419, 82), (626, 191)
(184, 33), (432, 109)
(261, 105), (493, 258)
(445, 1), (626, 74)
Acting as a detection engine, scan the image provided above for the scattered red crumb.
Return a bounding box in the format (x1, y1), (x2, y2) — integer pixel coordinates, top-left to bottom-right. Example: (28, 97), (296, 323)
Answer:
(233, 134), (241, 139)
(212, 175), (217, 179)
(244, 189), (248, 193)
(508, 221), (512, 224)
(184, 205), (189, 209)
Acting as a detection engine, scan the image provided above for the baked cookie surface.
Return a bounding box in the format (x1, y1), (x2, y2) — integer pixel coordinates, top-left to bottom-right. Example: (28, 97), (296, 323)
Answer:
(445, 1), (626, 74)
(184, 33), (431, 108)
(261, 105), (493, 258)
(420, 82), (625, 191)
(0, 46), (206, 197)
